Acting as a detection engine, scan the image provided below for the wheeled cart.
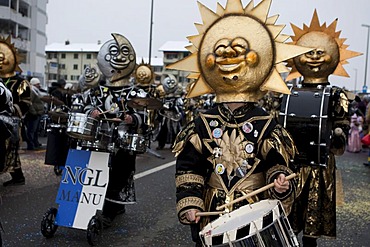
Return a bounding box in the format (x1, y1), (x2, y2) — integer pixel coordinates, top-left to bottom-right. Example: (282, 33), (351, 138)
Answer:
(41, 149), (110, 246)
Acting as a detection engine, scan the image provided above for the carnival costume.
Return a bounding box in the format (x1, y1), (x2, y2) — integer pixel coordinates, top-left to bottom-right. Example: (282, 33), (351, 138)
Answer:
(0, 36), (29, 186)
(281, 10), (361, 246)
(168, 0), (314, 245)
(85, 33), (153, 226)
(156, 74), (184, 149)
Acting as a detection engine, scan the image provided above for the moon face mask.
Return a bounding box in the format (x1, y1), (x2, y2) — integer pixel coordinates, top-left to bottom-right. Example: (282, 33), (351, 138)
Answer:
(97, 33), (136, 87)
(80, 65), (101, 89)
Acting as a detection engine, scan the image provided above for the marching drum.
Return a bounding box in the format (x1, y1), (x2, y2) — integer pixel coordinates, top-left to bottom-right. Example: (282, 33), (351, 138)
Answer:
(115, 125), (148, 153)
(279, 85), (331, 167)
(66, 112), (98, 141)
(80, 122), (114, 152)
(200, 199), (299, 247)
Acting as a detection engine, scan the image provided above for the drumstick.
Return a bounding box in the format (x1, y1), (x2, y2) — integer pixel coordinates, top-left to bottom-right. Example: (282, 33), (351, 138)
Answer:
(195, 211), (224, 217)
(216, 173), (297, 211)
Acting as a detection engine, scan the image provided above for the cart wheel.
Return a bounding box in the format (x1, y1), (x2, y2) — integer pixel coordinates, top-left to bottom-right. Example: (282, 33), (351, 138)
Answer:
(87, 215), (103, 246)
(41, 207), (58, 238)
(54, 166), (63, 176)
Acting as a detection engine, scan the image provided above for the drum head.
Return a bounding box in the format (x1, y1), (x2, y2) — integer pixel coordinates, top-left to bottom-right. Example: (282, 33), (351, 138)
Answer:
(200, 200), (282, 238)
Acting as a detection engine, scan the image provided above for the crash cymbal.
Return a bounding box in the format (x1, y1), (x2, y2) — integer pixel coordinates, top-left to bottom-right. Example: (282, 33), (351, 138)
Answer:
(127, 98), (162, 110)
(41, 96), (65, 106)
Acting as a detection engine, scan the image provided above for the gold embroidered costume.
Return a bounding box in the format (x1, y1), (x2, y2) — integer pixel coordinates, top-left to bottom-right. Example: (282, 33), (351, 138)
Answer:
(282, 10), (361, 243)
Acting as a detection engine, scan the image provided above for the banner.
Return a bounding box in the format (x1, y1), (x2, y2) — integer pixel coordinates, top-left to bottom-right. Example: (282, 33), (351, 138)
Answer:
(55, 149), (110, 230)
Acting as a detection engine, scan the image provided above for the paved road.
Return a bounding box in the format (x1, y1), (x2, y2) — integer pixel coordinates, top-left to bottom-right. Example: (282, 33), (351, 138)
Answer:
(0, 138), (369, 246)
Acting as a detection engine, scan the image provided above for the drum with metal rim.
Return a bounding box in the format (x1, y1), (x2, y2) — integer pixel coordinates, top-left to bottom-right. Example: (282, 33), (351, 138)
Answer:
(199, 199), (299, 246)
(66, 112), (98, 141)
(279, 85), (332, 167)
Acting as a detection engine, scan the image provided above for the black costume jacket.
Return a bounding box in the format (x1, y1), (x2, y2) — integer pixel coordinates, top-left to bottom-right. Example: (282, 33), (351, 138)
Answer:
(174, 103), (297, 227)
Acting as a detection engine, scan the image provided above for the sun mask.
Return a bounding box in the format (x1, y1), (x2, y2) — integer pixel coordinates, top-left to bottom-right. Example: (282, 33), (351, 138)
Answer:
(286, 10), (362, 84)
(167, 0), (313, 103)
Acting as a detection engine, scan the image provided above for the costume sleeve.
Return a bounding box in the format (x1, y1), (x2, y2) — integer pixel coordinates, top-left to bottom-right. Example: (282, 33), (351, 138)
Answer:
(260, 125), (297, 215)
(174, 122), (209, 225)
(330, 88), (351, 155)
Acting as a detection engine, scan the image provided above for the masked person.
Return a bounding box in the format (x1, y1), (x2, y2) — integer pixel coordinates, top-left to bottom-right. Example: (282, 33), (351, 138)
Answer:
(0, 36), (29, 186)
(281, 10), (361, 247)
(156, 74), (184, 150)
(168, 0), (314, 246)
(85, 33), (148, 227)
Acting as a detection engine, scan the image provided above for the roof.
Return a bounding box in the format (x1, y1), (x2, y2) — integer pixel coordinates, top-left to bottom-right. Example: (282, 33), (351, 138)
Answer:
(158, 41), (190, 52)
(45, 43), (102, 52)
(45, 43), (163, 67)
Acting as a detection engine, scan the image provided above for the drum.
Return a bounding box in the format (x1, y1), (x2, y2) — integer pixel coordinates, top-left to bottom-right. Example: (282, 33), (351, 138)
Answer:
(81, 124), (114, 152)
(279, 85), (332, 167)
(45, 124), (69, 167)
(199, 199), (299, 247)
(116, 125), (148, 153)
(66, 112), (98, 141)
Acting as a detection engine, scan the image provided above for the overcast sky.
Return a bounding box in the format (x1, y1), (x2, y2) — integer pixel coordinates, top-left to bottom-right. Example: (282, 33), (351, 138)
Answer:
(46, 0), (370, 91)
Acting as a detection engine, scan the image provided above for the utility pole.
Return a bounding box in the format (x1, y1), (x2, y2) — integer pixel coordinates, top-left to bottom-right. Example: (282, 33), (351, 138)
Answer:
(148, 0), (154, 64)
(354, 68), (358, 93)
(362, 24), (370, 92)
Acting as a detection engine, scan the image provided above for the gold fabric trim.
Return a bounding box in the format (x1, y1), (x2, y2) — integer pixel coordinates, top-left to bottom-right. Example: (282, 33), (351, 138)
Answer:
(260, 126), (296, 164)
(177, 197), (205, 224)
(176, 174), (204, 187)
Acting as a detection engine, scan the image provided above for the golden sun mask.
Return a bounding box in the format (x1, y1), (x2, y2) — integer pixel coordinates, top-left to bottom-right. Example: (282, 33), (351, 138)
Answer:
(167, 0), (313, 103)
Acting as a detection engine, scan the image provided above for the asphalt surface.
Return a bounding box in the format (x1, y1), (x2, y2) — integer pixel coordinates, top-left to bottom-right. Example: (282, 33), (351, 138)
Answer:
(0, 136), (369, 247)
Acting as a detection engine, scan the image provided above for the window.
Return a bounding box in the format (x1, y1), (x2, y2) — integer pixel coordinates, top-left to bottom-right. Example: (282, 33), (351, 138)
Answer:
(73, 53), (79, 59)
(71, 75), (79, 80)
(59, 64), (66, 69)
(0, 0), (9, 7)
(73, 64), (78, 70)
(166, 53), (178, 60)
(86, 53), (92, 59)
(61, 53), (66, 59)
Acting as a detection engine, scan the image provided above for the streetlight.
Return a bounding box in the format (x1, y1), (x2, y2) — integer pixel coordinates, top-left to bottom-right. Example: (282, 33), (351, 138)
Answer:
(354, 68), (358, 93)
(362, 24), (370, 90)
(148, 0), (154, 64)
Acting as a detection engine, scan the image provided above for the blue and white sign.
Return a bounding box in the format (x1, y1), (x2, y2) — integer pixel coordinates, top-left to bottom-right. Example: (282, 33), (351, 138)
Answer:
(55, 149), (110, 230)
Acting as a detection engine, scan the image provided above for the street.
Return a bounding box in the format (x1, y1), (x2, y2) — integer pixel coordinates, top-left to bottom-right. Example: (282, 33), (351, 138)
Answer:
(0, 138), (369, 247)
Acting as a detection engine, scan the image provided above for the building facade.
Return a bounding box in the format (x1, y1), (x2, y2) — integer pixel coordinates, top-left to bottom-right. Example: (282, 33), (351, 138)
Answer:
(45, 41), (164, 88)
(158, 41), (191, 87)
(0, 0), (48, 84)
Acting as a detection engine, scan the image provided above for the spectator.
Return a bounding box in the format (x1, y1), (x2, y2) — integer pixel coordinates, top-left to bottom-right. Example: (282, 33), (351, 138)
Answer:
(25, 78), (45, 150)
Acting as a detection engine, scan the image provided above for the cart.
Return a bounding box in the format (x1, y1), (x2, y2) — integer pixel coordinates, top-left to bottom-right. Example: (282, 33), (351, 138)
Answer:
(41, 149), (110, 246)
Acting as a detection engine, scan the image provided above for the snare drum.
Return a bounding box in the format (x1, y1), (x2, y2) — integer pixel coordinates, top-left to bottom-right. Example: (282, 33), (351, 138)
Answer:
(116, 126), (148, 153)
(66, 112), (98, 141)
(81, 124), (114, 152)
(200, 199), (299, 247)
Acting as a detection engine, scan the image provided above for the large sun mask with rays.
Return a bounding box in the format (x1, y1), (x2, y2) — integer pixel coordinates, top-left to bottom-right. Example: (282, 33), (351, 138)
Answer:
(167, 0), (313, 103)
(0, 36), (22, 78)
(287, 10), (362, 84)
